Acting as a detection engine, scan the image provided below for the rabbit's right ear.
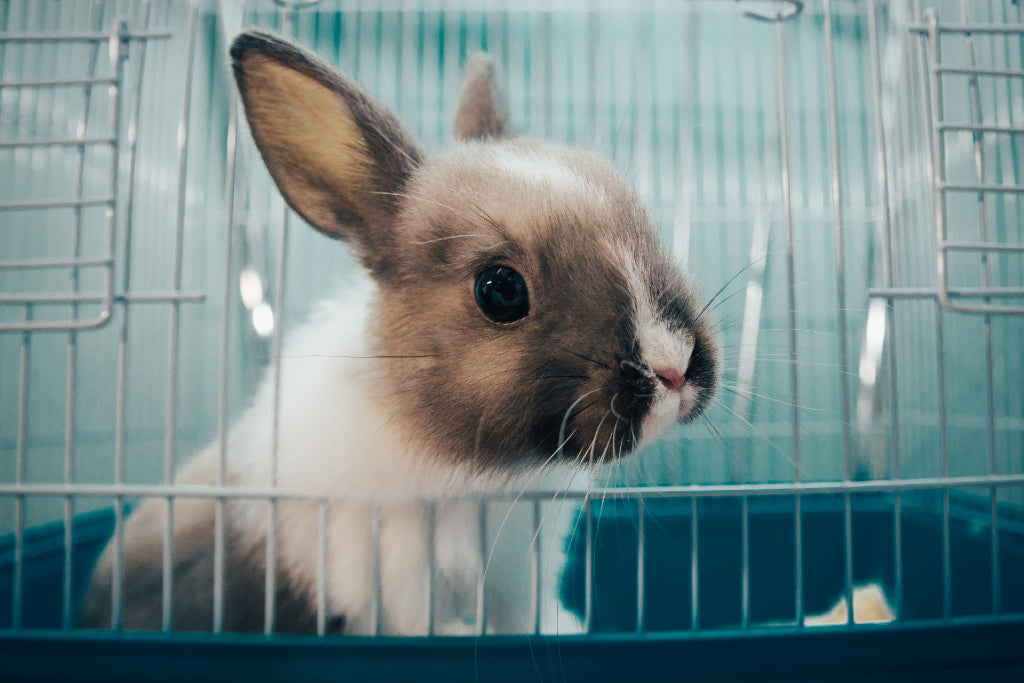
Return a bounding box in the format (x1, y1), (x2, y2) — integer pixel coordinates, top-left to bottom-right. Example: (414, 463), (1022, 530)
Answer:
(231, 30), (423, 278)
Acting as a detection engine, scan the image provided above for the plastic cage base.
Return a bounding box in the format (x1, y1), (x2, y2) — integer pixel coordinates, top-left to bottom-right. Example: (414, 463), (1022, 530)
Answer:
(1, 492), (1023, 682)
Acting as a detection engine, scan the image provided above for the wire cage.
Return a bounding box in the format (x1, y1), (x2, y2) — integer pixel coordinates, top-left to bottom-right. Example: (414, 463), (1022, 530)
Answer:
(1, 0), (1023, 680)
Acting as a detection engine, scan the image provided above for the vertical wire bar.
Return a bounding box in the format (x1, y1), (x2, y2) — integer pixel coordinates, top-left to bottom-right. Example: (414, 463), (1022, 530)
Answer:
(62, 2), (107, 631)
(162, 496), (174, 631)
(263, 4), (296, 638)
(844, 492), (854, 624)
(795, 494), (803, 624)
(316, 500), (328, 636)
(13, 305), (31, 630)
(531, 499), (541, 636)
(690, 497), (698, 631)
(867, 0), (903, 617)
(268, 210), (289, 488)
(476, 501), (487, 636)
(161, 3), (199, 633)
(111, 16), (145, 633)
(924, 8), (953, 623)
(824, 0), (857, 626)
(583, 499), (593, 633)
(741, 496), (749, 630)
(636, 496), (645, 634)
(776, 8), (800, 484)
(62, 494), (73, 630)
(426, 502), (436, 636)
(823, 0), (852, 478)
(214, 8), (238, 633)
(264, 500), (277, 635)
(371, 505), (382, 636)
(112, 495), (125, 630)
(959, 0), (1000, 616)
(165, 0), (198, 485)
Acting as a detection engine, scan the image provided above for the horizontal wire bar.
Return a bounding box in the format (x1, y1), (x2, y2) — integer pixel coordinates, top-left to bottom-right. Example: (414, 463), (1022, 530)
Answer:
(0, 290), (206, 305)
(941, 182), (1024, 194)
(868, 286), (1024, 300)
(937, 65), (1024, 79)
(6, 612), (1024, 641)
(0, 257), (112, 270)
(2, 474), (1024, 502)
(0, 310), (111, 333)
(0, 197), (114, 210)
(0, 137), (115, 149)
(939, 122), (1024, 135)
(0, 77), (116, 89)
(908, 23), (1024, 36)
(941, 241), (1024, 253)
(0, 30), (171, 43)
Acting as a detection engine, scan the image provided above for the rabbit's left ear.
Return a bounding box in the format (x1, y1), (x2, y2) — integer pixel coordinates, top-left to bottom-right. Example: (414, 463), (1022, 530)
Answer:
(453, 55), (509, 140)
(231, 30), (423, 278)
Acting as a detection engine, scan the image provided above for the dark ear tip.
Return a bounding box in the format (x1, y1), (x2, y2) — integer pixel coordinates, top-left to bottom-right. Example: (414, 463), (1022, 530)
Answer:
(229, 29), (290, 63)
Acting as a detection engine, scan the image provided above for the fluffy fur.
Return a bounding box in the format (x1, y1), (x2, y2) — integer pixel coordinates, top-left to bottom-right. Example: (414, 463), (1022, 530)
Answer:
(80, 30), (718, 635)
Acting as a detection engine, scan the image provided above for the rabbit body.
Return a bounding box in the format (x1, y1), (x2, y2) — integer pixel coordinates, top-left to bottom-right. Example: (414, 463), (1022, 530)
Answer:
(81, 30), (718, 635)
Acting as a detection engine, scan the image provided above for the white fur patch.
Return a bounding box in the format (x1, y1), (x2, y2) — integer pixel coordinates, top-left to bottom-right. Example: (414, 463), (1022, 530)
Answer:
(493, 148), (605, 203)
(603, 240), (699, 447)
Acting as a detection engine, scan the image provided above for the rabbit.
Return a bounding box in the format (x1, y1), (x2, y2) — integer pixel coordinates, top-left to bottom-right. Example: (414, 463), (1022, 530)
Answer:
(79, 29), (719, 636)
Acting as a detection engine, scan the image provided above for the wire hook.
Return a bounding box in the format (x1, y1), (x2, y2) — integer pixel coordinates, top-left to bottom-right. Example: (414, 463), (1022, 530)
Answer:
(739, 0), (804, 22)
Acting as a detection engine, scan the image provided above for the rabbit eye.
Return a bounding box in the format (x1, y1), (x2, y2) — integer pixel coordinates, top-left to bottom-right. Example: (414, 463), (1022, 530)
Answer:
(474, 265), (529, 323)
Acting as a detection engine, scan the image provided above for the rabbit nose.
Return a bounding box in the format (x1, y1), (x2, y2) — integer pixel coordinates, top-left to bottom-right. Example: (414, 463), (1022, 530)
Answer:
(655, 367), (686, 391)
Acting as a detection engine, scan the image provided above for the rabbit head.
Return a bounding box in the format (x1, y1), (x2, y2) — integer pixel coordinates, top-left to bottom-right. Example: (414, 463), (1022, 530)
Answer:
(231, 30), (718, 472)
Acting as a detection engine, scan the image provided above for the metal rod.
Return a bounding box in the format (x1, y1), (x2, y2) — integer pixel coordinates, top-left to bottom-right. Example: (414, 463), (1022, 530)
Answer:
(938, 122), (1024, 134)
(583, 499), (593, 633)
(690, 497), (698, 631)
(531, 499), (541, 635)
(936, 65), (1024, 78)
(776, 11), (800, 482)
(0, 256), (114, 270)
(213, 10), (238, 633)
(908, 23), (1024, 36)
(112, 496), (124, 630)
(895, 491), (904, 620)
(795, 495), (803, 625)
(940, 241), (1024, 253)
(941, 182), (1024, 194)
(426, 502), (436, 636)
(476, 501), (487, 636)
(844, 492), (854, 625)
(823, 0), (852, 481)
(866, 0), (901, 484)
(943, 488), (952, 620)
(0, 196), (114, 210)
(868, 285), (1024, 298)
(269, 206), (288, 489)
(741, 496), (749, 630)
(4, 473), (1024, 500)
(371, 506), (382, 636)
(317, 500), (328, 636)
(162, 498), (174, 631)
(0, 135), (115, 147)
(164, 0), (199, 488)
(62, 1), (104, 633)
(62, 495), (73, 629)
(959, 0), (1000, 619)
(13, 304), (31, 630)
(636, 496), (645, 634)
(0, 30), (171, 42)
(265, 501), (277, 635)
(213, 498), (225, 633)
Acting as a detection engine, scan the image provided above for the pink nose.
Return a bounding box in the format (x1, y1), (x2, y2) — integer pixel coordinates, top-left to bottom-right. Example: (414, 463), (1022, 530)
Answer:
(656, 367), (686, 391)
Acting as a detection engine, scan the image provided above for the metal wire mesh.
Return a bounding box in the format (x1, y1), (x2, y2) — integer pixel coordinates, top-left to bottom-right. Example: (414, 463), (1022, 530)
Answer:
(0, 0), (1023, 649)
